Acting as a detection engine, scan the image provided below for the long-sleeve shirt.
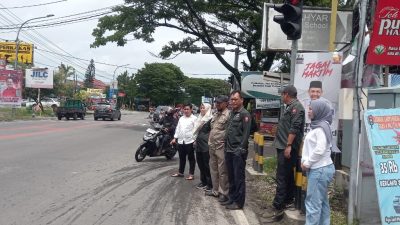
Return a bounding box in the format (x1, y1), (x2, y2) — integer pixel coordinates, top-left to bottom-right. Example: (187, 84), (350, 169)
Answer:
(174, 114), (197, 144)
(301, 127), (333, 169)
(225, 107), (251, 152)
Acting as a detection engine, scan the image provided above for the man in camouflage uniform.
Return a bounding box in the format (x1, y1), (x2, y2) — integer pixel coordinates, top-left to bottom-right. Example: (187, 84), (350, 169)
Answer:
(223, 90), (251, 210)
(269, 85), (305, 220)
(206, 95), (230, 202)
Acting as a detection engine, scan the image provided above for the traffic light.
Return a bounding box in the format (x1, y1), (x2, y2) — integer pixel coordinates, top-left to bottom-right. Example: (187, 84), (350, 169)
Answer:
(273, 0), (303, 40)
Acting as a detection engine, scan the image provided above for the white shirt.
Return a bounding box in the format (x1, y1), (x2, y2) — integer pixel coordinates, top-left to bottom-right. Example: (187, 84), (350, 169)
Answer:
(301, 127), (333, 169)
(174, 114), (197, 144)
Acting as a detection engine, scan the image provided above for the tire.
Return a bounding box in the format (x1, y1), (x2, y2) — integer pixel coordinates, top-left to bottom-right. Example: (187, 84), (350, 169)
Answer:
(165, 147), (177, 160)
(94, 117), (98, 121)
(118, 114), (121, 120)
(66, 117), (70, 120)
(111, 116), (114, 121)
(57, 115), (62, 120)
(135, 145), (147, 162)
(102, 118), (105, 121)
(81, 114), (85, 120)
(73, 113), (78, 120)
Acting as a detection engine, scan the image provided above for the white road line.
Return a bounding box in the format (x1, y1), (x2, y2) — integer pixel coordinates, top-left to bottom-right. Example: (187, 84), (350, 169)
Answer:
(232, 210), (250, 225)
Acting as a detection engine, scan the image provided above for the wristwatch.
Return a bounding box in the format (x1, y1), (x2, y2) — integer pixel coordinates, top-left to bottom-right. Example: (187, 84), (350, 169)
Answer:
(286, 143), (292, 147)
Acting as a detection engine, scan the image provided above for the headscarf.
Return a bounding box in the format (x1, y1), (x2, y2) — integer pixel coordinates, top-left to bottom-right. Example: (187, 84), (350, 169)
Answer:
(193, 103), (212, 137)
(319, 97), (333, 125)
(310, 99), (332, 145)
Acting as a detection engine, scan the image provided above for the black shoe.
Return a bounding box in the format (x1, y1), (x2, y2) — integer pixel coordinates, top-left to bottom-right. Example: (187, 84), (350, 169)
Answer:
(225, 203), (242, 210)
(205, 190), (219, 198)
(220, 200), (233, 206)
(263, 207), (283, 220)
(204, 186), (212, 192)
(196, 183), (206, 190)
(218, 195), (229, 202)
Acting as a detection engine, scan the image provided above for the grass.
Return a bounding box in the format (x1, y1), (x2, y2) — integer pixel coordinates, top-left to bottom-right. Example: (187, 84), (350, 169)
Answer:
(0, 107), (56, 121)
(258, 156), (348, 224)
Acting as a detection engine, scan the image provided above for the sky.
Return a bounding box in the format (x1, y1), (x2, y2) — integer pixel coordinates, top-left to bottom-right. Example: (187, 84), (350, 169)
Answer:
(0, 0), (242, 83)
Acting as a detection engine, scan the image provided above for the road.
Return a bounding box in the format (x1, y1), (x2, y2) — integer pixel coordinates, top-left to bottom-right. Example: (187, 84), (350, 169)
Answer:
(0, 111), (254, 225)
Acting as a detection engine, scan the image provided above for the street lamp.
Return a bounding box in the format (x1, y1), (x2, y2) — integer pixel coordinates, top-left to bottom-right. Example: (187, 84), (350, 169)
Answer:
(14, 14), (54, 69)
(111, 64), (129, 98)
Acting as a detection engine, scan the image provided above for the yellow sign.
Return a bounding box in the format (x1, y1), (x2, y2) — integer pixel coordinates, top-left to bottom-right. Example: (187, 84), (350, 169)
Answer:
(0, 42), (33, 64)
(87, 88), (104, 95)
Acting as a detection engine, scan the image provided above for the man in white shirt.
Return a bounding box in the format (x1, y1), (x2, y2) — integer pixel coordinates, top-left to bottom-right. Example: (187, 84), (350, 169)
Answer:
(171, 103), (197, 180)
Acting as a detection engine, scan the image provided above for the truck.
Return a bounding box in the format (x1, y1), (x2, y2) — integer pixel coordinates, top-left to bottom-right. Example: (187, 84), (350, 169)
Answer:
(56, 99), (86, 120)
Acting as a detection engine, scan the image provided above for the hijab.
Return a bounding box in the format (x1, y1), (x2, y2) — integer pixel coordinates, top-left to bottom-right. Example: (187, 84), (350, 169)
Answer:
(193, 103), (212, 137)
(310, 99), (332, 145)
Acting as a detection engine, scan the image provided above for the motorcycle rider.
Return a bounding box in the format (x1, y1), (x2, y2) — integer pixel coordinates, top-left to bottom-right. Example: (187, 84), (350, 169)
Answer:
(158, 107), (178, 153)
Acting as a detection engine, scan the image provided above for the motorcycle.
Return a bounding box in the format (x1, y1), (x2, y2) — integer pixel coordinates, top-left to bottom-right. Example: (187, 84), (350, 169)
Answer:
(135, 123), (177, 162)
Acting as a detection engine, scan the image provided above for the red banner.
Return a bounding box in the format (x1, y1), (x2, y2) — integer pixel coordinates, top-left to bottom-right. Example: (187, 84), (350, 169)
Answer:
(0, 69), (23, 106)
(367, 0), (400, 65)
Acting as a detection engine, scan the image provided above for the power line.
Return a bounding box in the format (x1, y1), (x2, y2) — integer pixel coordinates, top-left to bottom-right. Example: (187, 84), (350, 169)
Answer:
(0, 0), (67, 9)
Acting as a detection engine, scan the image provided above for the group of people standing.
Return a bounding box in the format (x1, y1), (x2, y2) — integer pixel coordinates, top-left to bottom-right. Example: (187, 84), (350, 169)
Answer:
(169, 91), (252, 210)
(268, 82), (336, 225)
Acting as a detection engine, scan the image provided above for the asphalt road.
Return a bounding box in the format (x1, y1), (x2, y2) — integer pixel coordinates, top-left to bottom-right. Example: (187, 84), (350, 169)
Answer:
(0, 111), (255, 225)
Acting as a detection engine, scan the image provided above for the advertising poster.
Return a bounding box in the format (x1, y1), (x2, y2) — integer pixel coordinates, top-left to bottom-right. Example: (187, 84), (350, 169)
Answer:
(241, 71), (283, 99)
(294, 52), (342, 137)
(0, 69), (23, 106)
(367, 0), (400, 65)
(0, 42), (33, 64)
(364, 109), (400, 224)
(25, 68), (53, 89)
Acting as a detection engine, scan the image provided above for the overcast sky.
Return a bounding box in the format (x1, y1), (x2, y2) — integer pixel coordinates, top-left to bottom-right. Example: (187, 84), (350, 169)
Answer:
(0, 0), (243, 83)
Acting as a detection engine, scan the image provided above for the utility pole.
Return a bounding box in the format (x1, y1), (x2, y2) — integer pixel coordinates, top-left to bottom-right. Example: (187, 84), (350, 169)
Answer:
(329, 0), (339, 52)
(289, 40), (298, 85)
(348, 0), (367, 223)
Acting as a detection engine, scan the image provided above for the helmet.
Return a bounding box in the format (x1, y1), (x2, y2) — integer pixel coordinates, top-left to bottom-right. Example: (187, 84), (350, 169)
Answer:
(166, 107), (174, 115)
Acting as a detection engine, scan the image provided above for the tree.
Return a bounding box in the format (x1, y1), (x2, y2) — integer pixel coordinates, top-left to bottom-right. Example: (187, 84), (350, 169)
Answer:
(116, 70), (138, 108)
(183, 77), (230, 106)
(59, 63), (74, 84)
(84, 59), (95, 88)
(91, 0), (277, 88)
(134, 63), (186, 106)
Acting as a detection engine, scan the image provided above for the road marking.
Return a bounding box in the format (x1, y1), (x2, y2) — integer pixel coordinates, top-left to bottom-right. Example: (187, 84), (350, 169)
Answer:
(232, 210), (250, 225)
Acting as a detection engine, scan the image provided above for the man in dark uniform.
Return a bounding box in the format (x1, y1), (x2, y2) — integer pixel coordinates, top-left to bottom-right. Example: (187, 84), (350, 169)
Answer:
(269, 85), (305, 220)
(223, 90), (252, 210)
(158, 107), (178, 153)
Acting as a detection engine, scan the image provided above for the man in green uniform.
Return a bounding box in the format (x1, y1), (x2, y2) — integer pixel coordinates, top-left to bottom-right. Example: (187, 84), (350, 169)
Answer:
(223, 90), (252, 210)
(270, 85), (305, 220)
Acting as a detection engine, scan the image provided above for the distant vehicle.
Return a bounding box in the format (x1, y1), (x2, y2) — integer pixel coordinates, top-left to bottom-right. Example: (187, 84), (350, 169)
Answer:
(137, 105), (147, 111)
(152, 105), (169, 122)
(56, 99), (86, 120)
(94, 102), (121, 121)
(22, 98), (60, 108)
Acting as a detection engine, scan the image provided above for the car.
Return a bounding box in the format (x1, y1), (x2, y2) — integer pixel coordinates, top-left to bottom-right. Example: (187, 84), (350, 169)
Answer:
(94, 102), (121, 121)
(22, 98), (60, 108)
(152, 105), (169, 122)
(137, 104), (147, 111)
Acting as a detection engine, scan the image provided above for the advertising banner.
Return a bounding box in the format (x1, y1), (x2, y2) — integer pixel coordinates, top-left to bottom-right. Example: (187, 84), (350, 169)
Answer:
(367, 0), (400, 65)
(294, 52), (342, 137)
(0, 42), (33, 64)
(0, 69), (23, 106)
(241, 71), (284, 99)
(364, 109), (400, 224)
(25, 68), (53, 89)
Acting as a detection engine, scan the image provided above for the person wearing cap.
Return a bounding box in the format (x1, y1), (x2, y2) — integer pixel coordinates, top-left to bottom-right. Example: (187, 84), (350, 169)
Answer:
(206, 95), (230, 202)
(268, 85), (305, 220)
(223, 90), (252, 210)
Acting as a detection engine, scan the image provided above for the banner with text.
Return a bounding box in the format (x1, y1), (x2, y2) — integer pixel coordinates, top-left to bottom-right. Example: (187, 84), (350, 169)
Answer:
(0, 42), (33, 64)
(25, 68), (53, 89)
(0, 69), (23, 106)
(364, 109), (400, 224)
(294, 52), (342, 137)
(367, 0), (400, 65)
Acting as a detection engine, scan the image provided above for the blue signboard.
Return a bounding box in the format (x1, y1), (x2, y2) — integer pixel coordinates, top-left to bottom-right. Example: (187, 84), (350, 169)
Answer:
(364, 108), (400, 224)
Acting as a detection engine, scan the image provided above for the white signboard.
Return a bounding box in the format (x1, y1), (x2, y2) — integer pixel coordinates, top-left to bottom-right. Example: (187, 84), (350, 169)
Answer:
(256, 98), (280, 109)
(294, 52), (342, 137)
(262, 5), (353, 52)
(241, 71), (286, 99)
(25, 68), (53, 89)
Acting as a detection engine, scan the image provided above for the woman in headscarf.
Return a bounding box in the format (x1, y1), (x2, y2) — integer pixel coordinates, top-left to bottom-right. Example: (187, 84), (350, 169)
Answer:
(301, 99), (335, 225)
(193, 103), (213, 189)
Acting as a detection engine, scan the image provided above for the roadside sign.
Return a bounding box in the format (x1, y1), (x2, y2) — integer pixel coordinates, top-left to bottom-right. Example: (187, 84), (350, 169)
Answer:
(262, 5), (353, 52)
(25, 68), (53, 89)
(0, 42), (33, 64)
(0, 69), (23, 106)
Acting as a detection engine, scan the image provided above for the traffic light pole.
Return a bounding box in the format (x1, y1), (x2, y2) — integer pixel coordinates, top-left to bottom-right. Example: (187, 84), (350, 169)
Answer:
(289, 40), (298, 85)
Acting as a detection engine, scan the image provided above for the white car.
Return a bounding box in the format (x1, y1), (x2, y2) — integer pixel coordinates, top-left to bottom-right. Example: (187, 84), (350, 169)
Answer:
(23, 98), (60, 108)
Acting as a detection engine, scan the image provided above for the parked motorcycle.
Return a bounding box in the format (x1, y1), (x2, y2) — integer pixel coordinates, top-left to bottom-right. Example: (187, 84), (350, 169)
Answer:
(135, 123), (177, 162)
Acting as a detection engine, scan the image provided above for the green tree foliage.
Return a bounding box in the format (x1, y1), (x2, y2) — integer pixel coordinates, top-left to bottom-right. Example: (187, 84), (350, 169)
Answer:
(116, 70), (138, 108)
(84, 59), (95, 88)
(183, 78), (230, 106)
(59, 63), (74, 84)
(91, 0), (276, 86)
(134, 63), (186, 106)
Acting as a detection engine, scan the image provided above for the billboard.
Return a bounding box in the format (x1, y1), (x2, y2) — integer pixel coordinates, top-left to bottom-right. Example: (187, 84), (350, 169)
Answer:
(241, 71), (286, 99)
(364, 108), (400, 224)
(0, 42), (33, 64)
(262, 5), (353, 52)
(294, 52), (343, 137)
(25, 68), (53, 89)
(367, 0), (400, 65)
(0, 69), (23, 106)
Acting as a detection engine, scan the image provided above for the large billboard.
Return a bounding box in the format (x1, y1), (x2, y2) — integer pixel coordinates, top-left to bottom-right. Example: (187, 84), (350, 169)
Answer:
(367, 0), (400, 65)
(294, 52), (343, 137)
(25, 68), (53, 89)
(262, 5), (353, 52)
(0, 42), (33, 64)
(241, 71), (286, 99)
(0, 69), (23, 106)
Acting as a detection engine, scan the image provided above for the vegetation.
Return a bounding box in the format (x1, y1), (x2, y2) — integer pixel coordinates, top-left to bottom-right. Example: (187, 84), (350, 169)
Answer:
(84, 59), (95, 88)
(0, 107), (55, 121)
